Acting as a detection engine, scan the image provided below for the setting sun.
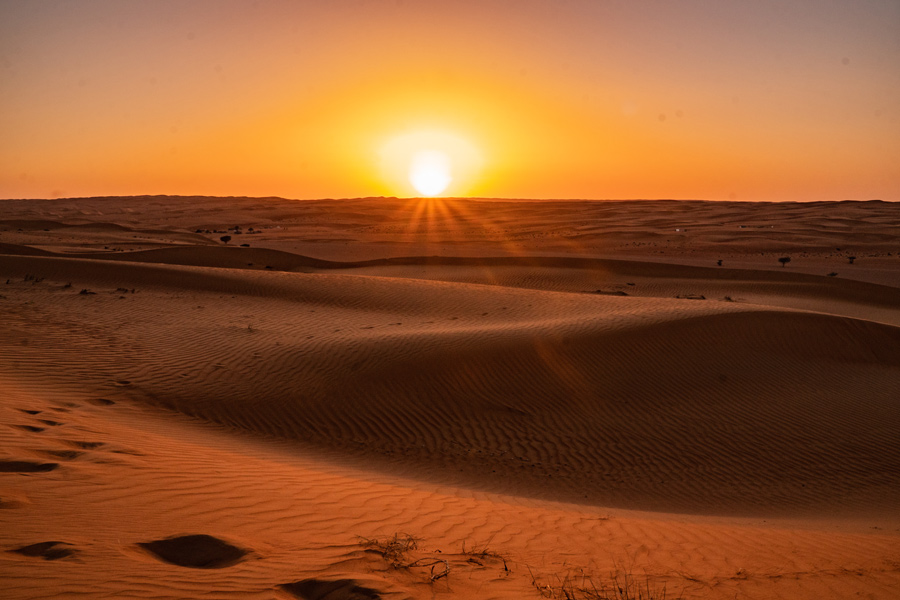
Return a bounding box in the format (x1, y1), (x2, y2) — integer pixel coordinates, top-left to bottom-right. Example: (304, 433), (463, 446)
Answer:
(378, 130), (483, 197)
(409, 150), (451, 196)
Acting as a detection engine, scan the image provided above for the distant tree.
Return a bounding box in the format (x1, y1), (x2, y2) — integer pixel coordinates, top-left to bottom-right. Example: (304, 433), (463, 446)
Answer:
(717, 259), (723, 266)
(220, 235), (232, 244)
(778, 256), (791, 267)
(848, 256), (856, 264)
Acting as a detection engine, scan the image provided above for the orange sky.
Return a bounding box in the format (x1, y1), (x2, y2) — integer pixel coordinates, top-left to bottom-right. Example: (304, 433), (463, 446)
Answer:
(2, 1), (899, 201)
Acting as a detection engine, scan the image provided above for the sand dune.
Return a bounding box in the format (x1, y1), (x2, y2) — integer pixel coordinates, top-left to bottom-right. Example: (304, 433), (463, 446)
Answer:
(3, 242), (898, 324)
(1, 196), (899, 599)
(2, 251), (899, 516)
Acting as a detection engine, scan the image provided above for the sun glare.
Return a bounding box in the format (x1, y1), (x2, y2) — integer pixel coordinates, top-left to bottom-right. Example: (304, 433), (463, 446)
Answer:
(409, 150), (451, 196)
(379, 130), (483, 197)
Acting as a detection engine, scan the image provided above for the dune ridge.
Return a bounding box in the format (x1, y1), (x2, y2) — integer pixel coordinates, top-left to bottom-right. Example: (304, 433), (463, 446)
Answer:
(3, 243), (898, 326)
(2, 252), (898, 517)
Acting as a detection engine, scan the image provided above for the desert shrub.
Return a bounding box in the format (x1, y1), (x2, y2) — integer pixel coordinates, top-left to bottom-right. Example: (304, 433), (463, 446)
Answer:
(359, 533), (419, 567)
(531, 567), (681, 600)
(358, 533), (450, 583)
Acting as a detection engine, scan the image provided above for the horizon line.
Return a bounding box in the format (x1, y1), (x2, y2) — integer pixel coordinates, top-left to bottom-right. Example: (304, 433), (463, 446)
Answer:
(1, 194), (895, 204)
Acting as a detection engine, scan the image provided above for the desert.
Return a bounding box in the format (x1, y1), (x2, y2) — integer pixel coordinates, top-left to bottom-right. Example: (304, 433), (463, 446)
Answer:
(1, 195), (898, 599)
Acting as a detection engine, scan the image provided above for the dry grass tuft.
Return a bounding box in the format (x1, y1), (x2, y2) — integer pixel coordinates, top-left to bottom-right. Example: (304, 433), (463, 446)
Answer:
(358, 533), (419, 567)
(530, 567), (681, 600)
(461, 537), (511, 574)
(358, 533), (450, 583)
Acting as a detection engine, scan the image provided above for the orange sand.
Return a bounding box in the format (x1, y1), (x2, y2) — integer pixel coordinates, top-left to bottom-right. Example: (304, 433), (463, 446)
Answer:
(1, 196), (898, 599)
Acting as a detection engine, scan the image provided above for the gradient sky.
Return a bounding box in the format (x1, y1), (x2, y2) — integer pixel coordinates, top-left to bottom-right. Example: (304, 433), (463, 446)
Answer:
(2, 0), (899, 201)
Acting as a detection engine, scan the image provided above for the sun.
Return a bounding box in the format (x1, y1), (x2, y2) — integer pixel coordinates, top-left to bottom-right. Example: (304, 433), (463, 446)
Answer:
(378, 129), (483, 197)
(409, 150), (451, 196)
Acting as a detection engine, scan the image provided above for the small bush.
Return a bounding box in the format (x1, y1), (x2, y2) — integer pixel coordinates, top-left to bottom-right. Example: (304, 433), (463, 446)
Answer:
(358, 533), (450, 583)
(531, 567), (681, 600)
(359, 533), (418, 568)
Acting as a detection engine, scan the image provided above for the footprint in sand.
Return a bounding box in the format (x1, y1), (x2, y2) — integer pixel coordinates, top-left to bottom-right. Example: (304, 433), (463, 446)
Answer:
(0, 460), (58, 473)
(64, 441), (105, 450)
(9, 541), (76, 560)
(39, 450), (85, 461)
(138, 534), (248, 569)
(0, 496), (28, 509)
(279, 579), (384, 600)
(12, 425), (45, 433)
(87, 398), (115, 406)
(110, 448), (145, 456)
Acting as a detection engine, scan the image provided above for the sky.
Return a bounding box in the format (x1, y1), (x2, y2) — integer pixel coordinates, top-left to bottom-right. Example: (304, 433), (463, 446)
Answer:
(2, 0), (899, 201)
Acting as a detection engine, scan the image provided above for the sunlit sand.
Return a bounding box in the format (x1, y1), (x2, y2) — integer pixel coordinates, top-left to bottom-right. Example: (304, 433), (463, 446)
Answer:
(1, 196), (898, 599)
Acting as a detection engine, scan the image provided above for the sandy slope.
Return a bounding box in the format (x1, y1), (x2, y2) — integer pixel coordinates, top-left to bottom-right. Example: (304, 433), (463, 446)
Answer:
(1, 196), (899, 600)
(2, 252), (899, 516)
(2, 377), (899, 600)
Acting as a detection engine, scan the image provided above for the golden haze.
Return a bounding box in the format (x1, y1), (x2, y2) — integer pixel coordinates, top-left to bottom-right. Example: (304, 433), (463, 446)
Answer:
(1, 1), (898, 200)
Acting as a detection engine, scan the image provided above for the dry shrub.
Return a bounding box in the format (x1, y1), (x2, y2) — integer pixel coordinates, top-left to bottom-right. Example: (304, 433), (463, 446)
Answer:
(530, 566), (681, 600)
